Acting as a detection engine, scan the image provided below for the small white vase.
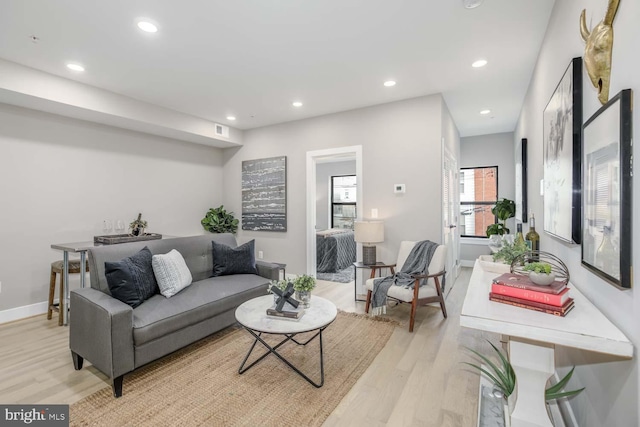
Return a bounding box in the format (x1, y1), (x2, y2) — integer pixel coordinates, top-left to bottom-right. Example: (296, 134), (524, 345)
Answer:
(529, 271), (556, 286)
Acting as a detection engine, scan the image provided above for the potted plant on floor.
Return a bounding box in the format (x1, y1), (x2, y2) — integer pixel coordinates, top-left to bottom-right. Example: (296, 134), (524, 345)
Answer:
(293, 274), (316, 308)
(523, 262), (556, 286)
(201, 205), (239, 234)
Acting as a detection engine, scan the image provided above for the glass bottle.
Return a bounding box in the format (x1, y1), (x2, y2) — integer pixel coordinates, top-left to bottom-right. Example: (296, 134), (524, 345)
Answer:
(515, 223), (525, 247)
(525, 214), (540, 257)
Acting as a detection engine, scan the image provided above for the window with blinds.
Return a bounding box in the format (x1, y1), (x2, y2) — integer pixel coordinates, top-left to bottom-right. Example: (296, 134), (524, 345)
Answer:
(460, 166), (498, 237)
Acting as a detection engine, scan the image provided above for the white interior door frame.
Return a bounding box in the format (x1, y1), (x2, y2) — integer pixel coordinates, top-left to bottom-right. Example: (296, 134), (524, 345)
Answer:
(306, 145), (363, 276)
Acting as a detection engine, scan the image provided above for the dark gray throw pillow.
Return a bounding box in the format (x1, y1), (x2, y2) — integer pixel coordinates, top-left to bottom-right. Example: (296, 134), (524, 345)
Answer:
(105, 246), (159, 308)
(212, 239), (258, 277)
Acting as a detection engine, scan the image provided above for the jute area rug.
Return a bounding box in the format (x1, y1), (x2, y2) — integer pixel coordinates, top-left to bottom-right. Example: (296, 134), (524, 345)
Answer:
(70, 311), (395, 427)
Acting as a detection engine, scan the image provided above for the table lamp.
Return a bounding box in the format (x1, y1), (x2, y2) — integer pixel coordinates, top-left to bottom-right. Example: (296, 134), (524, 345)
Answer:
(354, 220), (384, 265)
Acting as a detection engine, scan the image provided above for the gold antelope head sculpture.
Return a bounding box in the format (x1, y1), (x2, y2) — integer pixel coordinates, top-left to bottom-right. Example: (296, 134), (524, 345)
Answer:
(580, 0), (620, 105)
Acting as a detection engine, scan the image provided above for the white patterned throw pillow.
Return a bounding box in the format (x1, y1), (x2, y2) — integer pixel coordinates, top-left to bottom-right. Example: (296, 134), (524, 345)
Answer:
(152, 249), (193, 298)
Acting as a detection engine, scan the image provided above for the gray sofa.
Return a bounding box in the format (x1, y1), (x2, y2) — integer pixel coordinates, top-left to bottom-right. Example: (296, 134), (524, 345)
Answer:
(69, 234), (280, 397)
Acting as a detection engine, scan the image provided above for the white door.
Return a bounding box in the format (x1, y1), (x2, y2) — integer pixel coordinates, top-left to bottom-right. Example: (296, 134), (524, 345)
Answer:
(443, 147), (460, 283)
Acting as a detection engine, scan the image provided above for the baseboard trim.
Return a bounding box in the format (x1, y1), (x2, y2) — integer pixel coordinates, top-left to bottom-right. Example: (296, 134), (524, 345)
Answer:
(460, 260), (476, 268)
(0, 301), (48, 325)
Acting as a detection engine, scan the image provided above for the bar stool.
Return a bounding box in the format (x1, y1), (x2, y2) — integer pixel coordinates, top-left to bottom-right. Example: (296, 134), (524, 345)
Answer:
(48, 260), (89, 326)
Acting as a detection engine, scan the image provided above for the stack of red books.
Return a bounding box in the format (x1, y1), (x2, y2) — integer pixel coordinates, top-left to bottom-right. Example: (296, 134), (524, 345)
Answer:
(490, 273), (574, 317)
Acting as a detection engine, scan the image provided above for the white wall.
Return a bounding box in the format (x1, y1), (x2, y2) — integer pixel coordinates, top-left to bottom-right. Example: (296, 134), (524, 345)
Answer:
(460, 132), (515, 262)
(0, 104), (224, 316)
(515, 1), (639, 425)
(222, 95), (447, 274)
(315, 160), (356, 231)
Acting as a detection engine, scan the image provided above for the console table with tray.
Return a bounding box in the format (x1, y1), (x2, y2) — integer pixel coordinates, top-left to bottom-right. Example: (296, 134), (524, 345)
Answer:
(51, 234), (176, 326)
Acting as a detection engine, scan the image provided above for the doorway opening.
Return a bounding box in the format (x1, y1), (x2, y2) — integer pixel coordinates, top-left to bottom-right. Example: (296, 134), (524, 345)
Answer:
(306, 146), (363, 280)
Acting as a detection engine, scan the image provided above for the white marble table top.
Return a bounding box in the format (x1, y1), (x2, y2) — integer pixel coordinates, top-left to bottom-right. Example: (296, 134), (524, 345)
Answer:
(461, 259), (633, 357)
(235, 295), (337, 334)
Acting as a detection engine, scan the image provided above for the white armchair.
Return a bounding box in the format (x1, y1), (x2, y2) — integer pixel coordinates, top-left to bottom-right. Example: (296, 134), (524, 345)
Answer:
(364, 241), (447, 332)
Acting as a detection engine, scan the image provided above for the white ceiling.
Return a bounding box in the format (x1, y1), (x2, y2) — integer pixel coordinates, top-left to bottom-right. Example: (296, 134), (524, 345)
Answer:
(0, 0), (555, 137)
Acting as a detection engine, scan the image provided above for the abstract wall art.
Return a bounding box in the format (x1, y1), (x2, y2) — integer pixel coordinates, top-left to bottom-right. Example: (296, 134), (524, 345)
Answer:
(543, 57), (583, 243)
(242, 156), (287, 231)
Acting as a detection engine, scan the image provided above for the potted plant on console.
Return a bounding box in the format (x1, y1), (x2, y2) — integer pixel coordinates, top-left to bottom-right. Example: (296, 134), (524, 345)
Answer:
(293, 274), (316, 308)
(201, 205), (239, 234)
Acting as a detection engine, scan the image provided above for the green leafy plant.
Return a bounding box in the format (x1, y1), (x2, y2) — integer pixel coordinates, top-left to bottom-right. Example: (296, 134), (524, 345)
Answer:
(493, 239), (528, 264)
(486, 198), (516, 236)
(464, 340), (516, 397)
(465, 341), (584, 402)
(545, 366), (585, 401)
(201, 205), (239, 234)
(293, 274), (316, 292)
(524, 262), (552, 275)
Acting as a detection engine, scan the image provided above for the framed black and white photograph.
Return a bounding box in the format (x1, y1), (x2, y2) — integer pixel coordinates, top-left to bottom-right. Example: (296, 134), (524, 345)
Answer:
(543, 57), (582, 243)
(515, 138), (528, 223)
(242, 156), (287, 231)
(581, 89), (633, 289)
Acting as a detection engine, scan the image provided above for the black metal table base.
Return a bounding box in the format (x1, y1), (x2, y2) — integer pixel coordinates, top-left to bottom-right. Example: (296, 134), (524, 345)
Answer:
(238, 327), (326, 387)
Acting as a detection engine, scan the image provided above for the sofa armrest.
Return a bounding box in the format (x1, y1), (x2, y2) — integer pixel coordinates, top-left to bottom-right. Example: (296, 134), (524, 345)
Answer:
(69, 288), (134, 380)
(256, 261), (283, 281)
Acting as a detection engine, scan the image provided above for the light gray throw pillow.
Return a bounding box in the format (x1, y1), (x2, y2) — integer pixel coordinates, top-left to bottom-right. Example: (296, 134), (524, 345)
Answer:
(152, 249), (193, 298)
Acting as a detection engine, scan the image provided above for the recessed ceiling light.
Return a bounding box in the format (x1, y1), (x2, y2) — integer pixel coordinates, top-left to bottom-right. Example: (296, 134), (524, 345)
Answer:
(137, 20), (158, 33)
(383, 80), (396, 87)
(480, 109), (491, 115)
(472, 59), (487, 68)
(226, 116), (236, 121)
(292, 101), (303, 107)
(66, 63), (85, 72)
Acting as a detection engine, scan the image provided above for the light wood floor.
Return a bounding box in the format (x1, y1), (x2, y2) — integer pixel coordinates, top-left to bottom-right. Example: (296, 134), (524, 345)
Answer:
(0, 268), (497, 426)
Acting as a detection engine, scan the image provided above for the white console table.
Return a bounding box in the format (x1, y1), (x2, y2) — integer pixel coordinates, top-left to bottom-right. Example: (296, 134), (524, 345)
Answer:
(461, 259), (633, 427)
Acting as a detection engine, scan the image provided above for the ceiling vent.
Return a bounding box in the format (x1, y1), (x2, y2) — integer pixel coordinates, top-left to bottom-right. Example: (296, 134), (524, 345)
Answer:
(462, 0), (483, 9)
(214, 123), (229, 138)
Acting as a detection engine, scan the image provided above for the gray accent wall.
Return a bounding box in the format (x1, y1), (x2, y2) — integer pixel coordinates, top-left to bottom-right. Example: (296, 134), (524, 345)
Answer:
(0, 104), (224, 314)
(460, 132), (515, 263)
(515, 1), (640, 425)
(315, 160), (356, 231)
(222, 94), (459, 274)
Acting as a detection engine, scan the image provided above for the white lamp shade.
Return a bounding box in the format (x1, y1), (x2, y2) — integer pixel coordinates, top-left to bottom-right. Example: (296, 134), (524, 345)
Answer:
(354, 221), (384, 243)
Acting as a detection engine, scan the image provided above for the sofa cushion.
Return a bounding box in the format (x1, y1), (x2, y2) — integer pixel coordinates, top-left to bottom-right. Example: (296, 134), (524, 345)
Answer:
(211, 239), (257, 277)
(152, 249), (193, 298)
(132, 274), (269, 346)
(105, 246), (158, 308)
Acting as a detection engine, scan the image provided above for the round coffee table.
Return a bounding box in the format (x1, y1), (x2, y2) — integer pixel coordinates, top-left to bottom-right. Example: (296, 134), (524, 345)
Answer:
(235, 295), (337, 387)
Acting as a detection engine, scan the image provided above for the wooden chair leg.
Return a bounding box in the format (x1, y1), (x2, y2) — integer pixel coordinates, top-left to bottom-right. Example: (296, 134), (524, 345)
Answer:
(47, 270), (56, 320)
(409, 299), (417, 332)
(365, 290), (372, 313)
(435, 277), (448, 319)
(58, 273), (65, 326)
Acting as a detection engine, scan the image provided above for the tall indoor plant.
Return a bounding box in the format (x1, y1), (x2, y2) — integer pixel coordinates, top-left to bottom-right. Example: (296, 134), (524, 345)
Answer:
(201, 205), (239, 234)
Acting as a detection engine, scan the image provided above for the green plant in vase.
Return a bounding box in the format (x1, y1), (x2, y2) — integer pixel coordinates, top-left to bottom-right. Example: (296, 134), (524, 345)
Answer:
(492, 239), (528, 264)
(486, 198), (516, 236)
(129, 213), (148, 236)
(293, 274), (316, 308)
(523, 261), (556, 286)
(464, 340), (584, 413)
